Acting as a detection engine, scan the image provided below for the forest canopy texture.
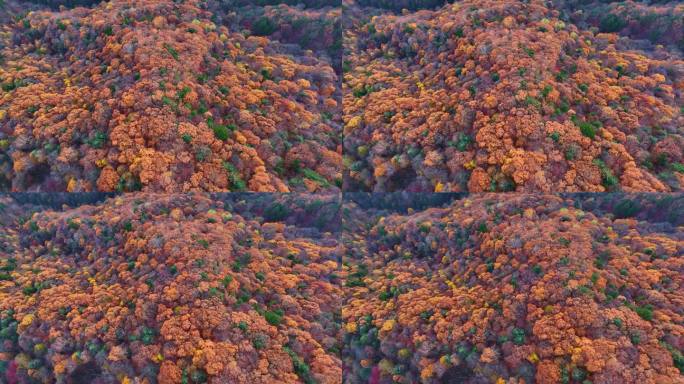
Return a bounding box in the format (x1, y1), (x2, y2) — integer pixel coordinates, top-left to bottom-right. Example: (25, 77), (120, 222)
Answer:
(0, 0), (342, 193)
(0, 193), (343, 383)
(1, 1), (684, 384)
(342, 193), (684, 384)
(1, 193), (684, 383)
(343, 0), (684, 192)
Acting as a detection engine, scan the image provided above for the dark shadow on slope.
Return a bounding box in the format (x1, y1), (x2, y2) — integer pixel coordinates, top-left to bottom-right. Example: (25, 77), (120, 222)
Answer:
(439, 364), (474, 383)
(26, 0), (105, 8)
(219, 0), (340, 9)
(551, 0), (684, 54)
(355, 0), (455, 12)
(68, 361), (102, 384)
(204, 1), (342, 73)
(212, 193), (342, 233)
(564, 193), (684, 226)
(6, 192), (117, 210)
(344, 192), (467, 213)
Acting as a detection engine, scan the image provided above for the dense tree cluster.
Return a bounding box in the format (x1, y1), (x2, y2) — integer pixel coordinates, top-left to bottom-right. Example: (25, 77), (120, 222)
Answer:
(0, 0), (342, 192)
(342, 193), (684, 383)
(214, 193), (343, 233)
(208, 1), (342, 73)
(552, 0), (684, 53)
(0, 193), (342, 383)
(343, 0), (684, 192)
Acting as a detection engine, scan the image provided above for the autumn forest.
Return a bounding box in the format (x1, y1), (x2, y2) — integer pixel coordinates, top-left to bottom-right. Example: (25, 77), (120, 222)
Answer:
(0, 0), (683, 383)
